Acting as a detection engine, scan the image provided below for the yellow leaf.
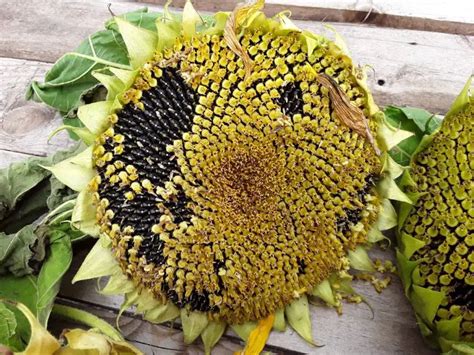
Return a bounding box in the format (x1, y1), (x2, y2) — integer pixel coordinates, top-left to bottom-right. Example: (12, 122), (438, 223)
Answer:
(13, 302), (61, 355)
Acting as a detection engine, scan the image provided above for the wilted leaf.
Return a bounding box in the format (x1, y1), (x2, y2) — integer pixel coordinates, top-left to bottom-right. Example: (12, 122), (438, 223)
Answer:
(0, 157), (51, 225)
(0, 225), (47, 277)
(0, 228), (72, 349)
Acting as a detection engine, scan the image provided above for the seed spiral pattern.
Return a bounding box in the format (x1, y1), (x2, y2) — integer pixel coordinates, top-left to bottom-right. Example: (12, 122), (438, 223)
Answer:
(403, 104), (474, 339)
(91, 31), (381, 323)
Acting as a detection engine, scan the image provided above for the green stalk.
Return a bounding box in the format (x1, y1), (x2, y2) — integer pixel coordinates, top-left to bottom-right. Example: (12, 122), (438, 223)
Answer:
(52, 304), (123, 341)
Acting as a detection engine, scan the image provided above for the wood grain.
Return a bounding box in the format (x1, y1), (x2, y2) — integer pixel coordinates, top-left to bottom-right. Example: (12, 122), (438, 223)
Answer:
(0, 58), (73, 157)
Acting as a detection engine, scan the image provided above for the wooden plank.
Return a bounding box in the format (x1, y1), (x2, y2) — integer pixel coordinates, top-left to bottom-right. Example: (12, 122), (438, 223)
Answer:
(2, 0), (473, 65)
(141, 0), (474, 35)
(58, 241), (435, 354)
(0, 58), (73, 157)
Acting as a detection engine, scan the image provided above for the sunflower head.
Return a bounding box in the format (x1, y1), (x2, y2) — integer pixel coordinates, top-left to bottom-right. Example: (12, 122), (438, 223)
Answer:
(397, 76), (473, 352)
(44, 1), (410, 351)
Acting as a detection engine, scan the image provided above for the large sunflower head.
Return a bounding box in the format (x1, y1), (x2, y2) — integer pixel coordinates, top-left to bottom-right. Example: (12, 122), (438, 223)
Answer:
(397, 77), (473, 352)
(45, 0), (411, 351)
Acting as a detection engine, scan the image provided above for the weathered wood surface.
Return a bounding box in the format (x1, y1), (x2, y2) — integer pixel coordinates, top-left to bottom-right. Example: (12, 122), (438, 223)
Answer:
(142, 0), (474, 35)
(0, 0), (471, 353)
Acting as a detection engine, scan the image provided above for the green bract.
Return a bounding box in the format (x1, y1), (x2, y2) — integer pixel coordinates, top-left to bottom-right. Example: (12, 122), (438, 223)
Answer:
(34, 0), (414, 352)
(396, 76), (473, 353)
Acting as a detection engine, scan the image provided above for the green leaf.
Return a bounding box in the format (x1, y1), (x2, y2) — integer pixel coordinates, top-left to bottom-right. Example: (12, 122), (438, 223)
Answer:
(437, 316), (462, 342)
(201, 320), (226, 355)
(46, 175), (77, 212)
(0, 302), (17, 348)
(183, 0), (203, 39)
(395, 249), (419, 295)
(100, 272), (135, 296)
(0, 156), (51, 223)
(312, 279), (337, 307)
(347, 246), (374, 272)
(272, 308), (286, 331)
(35, 230), (72, 324)
(77, 101), (113, 136)
(144, 302), (180, 324)
(400, 232), (425, 259)
(231, 321), (257, 341)
(384, 106), (442, 166)
(135, 289), (161, 313)
(0, 227), (72, 349)
(73, 237), (118, 283)
(285, 295), (314, 344)
(377, 176), (413, 204)
(26, 28), (130, 115)
(115, 17), (158, 69)
(445, 76), (472, 120)
(377, 117), (414, 153)
(71, 189), (99, 237)
(181, 309), (208, 344)
(411, 285), (445, 324)
(43, 146), (95, 192)
(0, 145), (81, 234)
(375, 198), (397, 231)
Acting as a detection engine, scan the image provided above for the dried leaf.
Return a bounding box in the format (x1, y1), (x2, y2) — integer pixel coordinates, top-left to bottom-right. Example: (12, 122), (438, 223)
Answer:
(315, 73), (379, 154)
(223, 1), (264, 79)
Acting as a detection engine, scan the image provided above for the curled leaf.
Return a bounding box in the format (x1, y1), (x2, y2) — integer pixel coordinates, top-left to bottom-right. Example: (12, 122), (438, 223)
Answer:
(12, 301), (61, 355)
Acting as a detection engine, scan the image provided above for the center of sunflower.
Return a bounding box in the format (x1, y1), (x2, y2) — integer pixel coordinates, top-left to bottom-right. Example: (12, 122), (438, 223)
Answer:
(93, 30), (382, 323)
(206, 143), (283, 224)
